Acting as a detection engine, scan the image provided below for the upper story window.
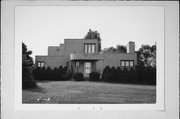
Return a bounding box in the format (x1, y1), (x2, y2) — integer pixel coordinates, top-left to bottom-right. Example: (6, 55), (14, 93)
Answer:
(120, 60), (134, 67)
(37, 61), (45, 68)
(84, 44), (95, 53)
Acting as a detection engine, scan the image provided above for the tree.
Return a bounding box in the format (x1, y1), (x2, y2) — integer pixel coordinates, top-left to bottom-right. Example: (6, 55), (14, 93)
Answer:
(103, 44), (127, 53)
(84, 29), (102, 52)
(116, 45), (127, 53)
(22, 42), (37, 89)
(136, 44), (156, 68)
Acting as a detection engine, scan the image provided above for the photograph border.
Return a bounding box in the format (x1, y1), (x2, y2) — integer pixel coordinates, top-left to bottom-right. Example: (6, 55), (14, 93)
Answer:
(14, 2), (164, 110)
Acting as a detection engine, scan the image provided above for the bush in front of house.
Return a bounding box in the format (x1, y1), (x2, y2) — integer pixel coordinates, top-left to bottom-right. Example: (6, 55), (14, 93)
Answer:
(22, 80), (37, 89)
(116, 66), (123, 83)
(101, 66), (111, 82)
(110, 67), (117, 82)
(22, 66), (37, 89)
(73, 72), (84, 81)
(89, 72), (100, 81)
(101, 65), (156, 85)
(32, 66), (72, 81)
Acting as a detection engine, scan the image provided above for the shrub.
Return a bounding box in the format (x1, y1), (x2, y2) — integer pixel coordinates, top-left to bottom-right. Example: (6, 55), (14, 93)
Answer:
(110, 67), (117, 82)
(129, 67), (137, 83)
(135, 65), (156, 85)
(145, 66), (156, 85)
(89, 72), (100, 81)
(32, 65), (70, 81)
(58, 66), (64, 80)
(101, 65), (156, 85)
(102, 66), (111, 82)
(46, 67), (53, 80)
(122, 67), (130, 83)
(32, 67), (41, 81)
(73, 73), (84, 81)
(22, 80), (37, 89)
(23, 66), (37, 89)
(135, 65), (145, 83)
(116, 67), (123, 83)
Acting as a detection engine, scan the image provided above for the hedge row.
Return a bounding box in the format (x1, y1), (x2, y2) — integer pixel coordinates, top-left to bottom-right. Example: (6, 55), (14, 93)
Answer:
(101, 66), (156, 85)
(32, 66), (72, 81)
(32, 65), (156, 85)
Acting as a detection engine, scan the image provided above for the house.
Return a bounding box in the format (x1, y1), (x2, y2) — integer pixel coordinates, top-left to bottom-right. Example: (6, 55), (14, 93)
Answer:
(35, 39), (137, 77)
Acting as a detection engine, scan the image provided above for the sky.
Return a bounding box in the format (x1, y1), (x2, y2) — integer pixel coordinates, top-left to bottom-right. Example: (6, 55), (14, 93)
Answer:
(15, 6), (164, 60)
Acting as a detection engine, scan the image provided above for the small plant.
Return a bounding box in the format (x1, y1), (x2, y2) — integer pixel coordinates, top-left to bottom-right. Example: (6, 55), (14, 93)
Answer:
(73, 73), (84, 81)
(89, 72), (100, 81)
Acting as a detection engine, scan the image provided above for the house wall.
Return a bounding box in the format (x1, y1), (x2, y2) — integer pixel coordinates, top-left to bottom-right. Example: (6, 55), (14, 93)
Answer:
(35, 39), (99, 70)
(48, 46), (61, 56)
(64, 39), (98, 59)
(35, 39), (137, 76)
(97, 53), (137, 69)
(59, 44), (64, 56)
(35, 56), (66, 69)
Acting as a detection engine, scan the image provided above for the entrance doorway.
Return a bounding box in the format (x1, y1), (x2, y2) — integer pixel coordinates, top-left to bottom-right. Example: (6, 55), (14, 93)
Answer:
(84, 62), (91, 77)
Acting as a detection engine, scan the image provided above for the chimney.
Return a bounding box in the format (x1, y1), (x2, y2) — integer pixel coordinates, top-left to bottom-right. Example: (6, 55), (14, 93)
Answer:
(127, 41), (135, 53)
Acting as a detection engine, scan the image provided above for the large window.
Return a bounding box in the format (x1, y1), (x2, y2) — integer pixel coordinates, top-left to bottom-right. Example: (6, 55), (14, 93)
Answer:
(84, 44), (95, 53)
(84, 62), (91, 77)
(37, 61), (45, 68)
(120, 60), (134, 67)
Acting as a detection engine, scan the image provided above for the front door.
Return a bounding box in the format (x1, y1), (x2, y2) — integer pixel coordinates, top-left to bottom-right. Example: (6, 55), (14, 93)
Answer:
(84, 62), (91, 77)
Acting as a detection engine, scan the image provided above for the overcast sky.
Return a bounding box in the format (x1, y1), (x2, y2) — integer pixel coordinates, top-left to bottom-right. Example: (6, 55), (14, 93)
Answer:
(15, 6), (164, 60)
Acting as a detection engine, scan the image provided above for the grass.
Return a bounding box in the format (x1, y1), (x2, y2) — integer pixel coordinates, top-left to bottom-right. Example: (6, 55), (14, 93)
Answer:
(22, 81), (156, 104)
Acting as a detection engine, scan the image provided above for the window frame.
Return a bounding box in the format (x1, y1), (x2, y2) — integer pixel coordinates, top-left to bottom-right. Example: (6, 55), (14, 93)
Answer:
(120, 60), (134, 67)
(37, 61), (45, 68)
(84, 43), (96, 53)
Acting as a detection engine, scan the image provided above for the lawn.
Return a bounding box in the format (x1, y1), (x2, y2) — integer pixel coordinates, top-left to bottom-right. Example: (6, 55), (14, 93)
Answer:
(22, 81), (156, 104)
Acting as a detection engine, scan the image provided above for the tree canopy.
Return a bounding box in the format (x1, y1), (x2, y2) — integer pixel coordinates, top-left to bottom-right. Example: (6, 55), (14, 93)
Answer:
(84, 29), (102, 52)
(22, 42), (37, 89)
(136, 44), (156, 68)
(22, 42), (33, 67)
(103, 45), (127, 53)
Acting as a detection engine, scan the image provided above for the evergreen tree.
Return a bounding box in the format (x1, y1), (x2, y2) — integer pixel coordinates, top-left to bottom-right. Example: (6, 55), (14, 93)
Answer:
(22, 42), (37, 89)
(116, 67), (123, 83)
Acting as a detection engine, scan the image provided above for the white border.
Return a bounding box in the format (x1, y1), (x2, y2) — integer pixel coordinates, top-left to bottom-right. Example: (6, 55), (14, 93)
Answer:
(14, 2), (164, 110)
(2, 1), (179, 119)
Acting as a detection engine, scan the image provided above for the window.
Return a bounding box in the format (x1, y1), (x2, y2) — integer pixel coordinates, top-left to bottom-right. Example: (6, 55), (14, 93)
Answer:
(88, 44), (91, 53)
(84, 44), (95, 53)
(126, 61), (129, 67)
(75, 61), (80, 67)
(85, 44), (88, 53)
(121, 61), (125, 67)
(37, 61), (45, 68)
(84, 62), (91, 77)
(91, 45), (95, 53)
(130, 61), (134, 67)
(120, 60), (134, 67)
